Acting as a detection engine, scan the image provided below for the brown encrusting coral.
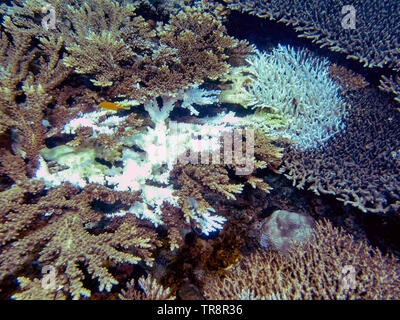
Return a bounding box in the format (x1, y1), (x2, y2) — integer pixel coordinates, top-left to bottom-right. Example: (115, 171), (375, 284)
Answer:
(203, 219), (400, 300)
(328, 64), (369, 93)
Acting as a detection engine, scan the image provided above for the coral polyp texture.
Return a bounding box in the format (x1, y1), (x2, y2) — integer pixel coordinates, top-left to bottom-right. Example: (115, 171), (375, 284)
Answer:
(0, 0), (399, 300)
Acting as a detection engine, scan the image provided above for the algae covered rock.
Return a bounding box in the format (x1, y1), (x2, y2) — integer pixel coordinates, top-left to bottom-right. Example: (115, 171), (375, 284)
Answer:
(260, 209), (314, 255)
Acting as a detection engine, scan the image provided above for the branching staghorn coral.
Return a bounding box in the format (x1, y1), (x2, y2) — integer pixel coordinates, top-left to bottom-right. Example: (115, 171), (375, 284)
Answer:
(239, 45), (348, 149)
(224, 0), (400, 70)
(284, 87), (400, 214)
(380, 74), (400, 104)
(170, 163), (243, 233)
(203, 219), (400, 300)
(224, 0), (400, 103)
(0, 183), (159, 299)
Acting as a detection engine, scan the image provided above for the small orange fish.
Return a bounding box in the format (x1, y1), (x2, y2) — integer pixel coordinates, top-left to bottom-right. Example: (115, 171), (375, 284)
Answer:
(98, 101), (123, 111)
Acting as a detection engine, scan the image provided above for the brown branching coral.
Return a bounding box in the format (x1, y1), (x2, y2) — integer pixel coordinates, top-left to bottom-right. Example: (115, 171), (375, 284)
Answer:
(2, 0), (252, 105)
(7, 213), (156, 300)
(203, 219), (400, 300)
(328, 64), (369, 93)
(284, 87), (400, 214)
(156, 5), (248, 85)
(171, 162), (244, 224)
(0, 183), (160, 299)
(61, 0), (251, 101)
(11, 277), (67, 300)
(170, 130), (283, 236)
(0, 22), (71, 179)
(62, 0), (155, 88)
(119, 274), (175, 300)
(253, 131), (284, 173)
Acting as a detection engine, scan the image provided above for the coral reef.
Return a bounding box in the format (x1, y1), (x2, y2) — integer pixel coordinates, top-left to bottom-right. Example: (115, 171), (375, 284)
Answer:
(0, 0), (399, 301)
(221, 45), (348, 149)
(284, 87), (400, 214)
(203, 219), (400, 300)
(224, 0), (400, 102)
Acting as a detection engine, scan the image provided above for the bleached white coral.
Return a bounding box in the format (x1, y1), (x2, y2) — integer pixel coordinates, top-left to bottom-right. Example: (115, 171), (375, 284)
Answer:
(191, 207), (227, 236)
(36, 85), (232, 236)
(244, 45), (347, 149)
(36, 146), (108, 188)
(143, 84), (220, 125)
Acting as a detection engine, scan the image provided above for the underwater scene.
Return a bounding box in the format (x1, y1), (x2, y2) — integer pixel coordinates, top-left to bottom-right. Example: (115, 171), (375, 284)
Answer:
(0, 0), (399, 300)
